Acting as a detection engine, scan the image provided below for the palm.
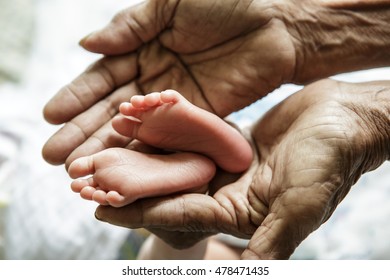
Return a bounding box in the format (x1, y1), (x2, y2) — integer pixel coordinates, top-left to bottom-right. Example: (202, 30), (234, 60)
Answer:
(135, 0), (295, 116)
(43, 0), (295, 166)
(243, 80), (359, 258)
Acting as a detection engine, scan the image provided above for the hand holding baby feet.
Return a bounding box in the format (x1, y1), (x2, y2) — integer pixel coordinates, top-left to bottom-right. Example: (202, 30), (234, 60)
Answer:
(112, 90), (253, 173)
(68, 148), (216, 207)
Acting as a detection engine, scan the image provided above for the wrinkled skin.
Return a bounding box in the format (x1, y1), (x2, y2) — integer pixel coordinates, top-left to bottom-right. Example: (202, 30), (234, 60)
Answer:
(41, 0), (390, 259)
(42, 0), (296, 167)
(95, 79), (390, 259)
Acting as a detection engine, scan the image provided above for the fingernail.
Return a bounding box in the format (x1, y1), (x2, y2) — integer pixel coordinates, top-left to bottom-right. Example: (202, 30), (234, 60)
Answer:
(95, 208), (103, 221)
(79, 31), (95, 46)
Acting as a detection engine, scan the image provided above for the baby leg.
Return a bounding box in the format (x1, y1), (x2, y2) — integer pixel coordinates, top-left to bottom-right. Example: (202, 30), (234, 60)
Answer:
(68, 148), (215, 207)
(112, 90), (253, 173)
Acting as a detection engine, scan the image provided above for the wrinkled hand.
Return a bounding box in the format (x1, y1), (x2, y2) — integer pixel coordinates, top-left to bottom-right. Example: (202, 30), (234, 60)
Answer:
(94, 79), (390, 259)
(42, 0), (296, 167)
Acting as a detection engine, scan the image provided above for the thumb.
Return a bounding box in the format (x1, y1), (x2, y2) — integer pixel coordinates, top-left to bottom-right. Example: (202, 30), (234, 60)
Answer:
(241, 214), (298, 260)
(80, 0), (178, 55)
(241, 203), (324, 260)
(94, 193), (232, 243)
(94, 194), (227, 249)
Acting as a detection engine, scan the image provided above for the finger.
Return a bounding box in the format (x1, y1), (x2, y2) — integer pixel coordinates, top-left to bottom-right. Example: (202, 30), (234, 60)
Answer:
(43, 53), (138, 125)
(95, 193), (231, 232)
(146, 228), (213, 250)
(42, 82), (137, 165)
(241, 214), (299, 260)
(79, 0), (179, 55)
(241, 191), (326, 260)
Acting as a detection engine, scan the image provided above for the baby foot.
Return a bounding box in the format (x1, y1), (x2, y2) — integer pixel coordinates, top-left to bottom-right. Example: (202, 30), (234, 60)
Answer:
(112, 90), (252, 173)
(68, 148), (215, 207)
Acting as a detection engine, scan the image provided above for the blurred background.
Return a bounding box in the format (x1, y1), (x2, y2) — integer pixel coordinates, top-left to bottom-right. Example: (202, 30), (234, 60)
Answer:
(0, 0), (389, 259)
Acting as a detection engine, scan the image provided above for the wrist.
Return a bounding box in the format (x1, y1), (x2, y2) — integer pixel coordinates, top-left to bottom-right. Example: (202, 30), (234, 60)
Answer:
(340, 81), (390, 174)
(277, 0), (390, 84)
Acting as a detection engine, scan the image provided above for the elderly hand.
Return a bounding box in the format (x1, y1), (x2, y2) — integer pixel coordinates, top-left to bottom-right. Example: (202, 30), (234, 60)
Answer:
(42, 0), (390, 167)
(94, 79), (390, 259)
(42, 0), (298, 167)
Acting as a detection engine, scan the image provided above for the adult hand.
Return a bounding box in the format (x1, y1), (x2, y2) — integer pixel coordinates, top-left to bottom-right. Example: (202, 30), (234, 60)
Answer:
(94, 79), (390, 259)
(42, 0), (390, 167)
(42, 0), (297, 167)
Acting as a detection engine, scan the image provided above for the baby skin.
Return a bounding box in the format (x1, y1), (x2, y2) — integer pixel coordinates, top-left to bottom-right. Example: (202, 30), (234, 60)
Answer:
(68, 90), (253, 207)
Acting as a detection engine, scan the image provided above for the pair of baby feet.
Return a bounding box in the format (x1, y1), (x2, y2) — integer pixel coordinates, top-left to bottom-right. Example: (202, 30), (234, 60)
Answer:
(68, 90), (253, 207)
